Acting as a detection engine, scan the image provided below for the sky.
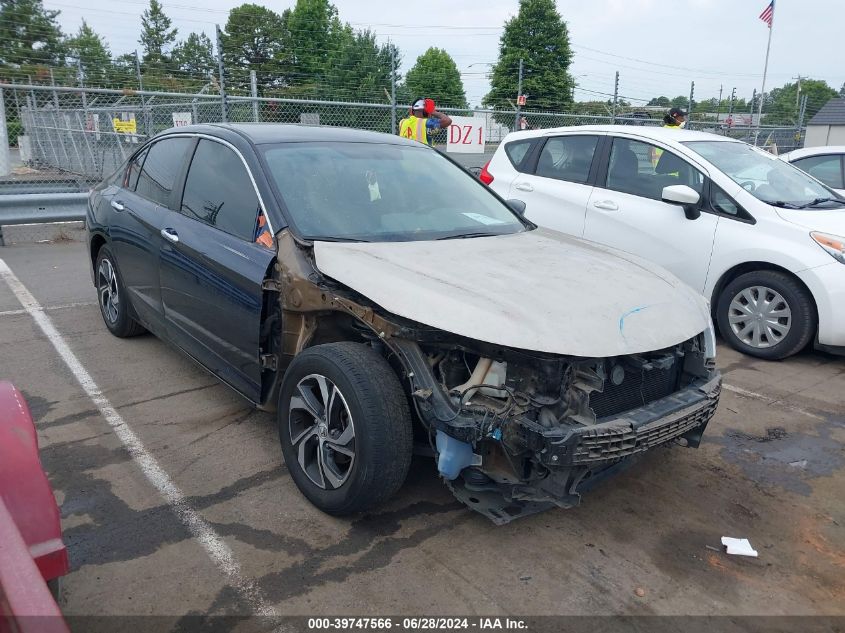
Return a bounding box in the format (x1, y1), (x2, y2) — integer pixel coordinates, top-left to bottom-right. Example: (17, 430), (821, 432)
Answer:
(41, 0), (844, 108)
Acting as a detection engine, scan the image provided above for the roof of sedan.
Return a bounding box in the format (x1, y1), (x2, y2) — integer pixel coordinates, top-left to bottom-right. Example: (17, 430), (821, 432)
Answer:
(509, 124), (734, 145)
(161, 123), (421, 146)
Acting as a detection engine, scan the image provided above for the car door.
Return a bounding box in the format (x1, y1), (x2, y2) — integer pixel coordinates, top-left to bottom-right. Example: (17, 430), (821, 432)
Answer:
(507, 134), (602, 237)
(159, 138), (276, 403)
(582, 136), (719, 293)
(108, 137), (194, 332)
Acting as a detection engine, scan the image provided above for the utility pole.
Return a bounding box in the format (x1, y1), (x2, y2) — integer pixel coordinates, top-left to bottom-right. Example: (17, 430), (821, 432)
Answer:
(390, 41), (397, 135)
(716, 84), (723, 119)
(796, 93), (808, 147)
(728, 87), (736, 122)
(793, 75), (802, 113)
(611, 70), (619, 123)
(514, 58), (524, 130)
(215, 24), (228, 123)
(688, 80), (695, 123)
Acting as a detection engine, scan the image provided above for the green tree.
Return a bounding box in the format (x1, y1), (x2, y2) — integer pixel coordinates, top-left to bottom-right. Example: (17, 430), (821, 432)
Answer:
(765, 79), (837, 124)
(286, 0), (342, 86)
(0, 0), (64, 69)
(670, 95), (689, 109)
(222, 4), (290, 93)
(647, 96), (671, 107)
(139, 0), (177, 66)
(403, 47), (467, 109)
(323, 27), (397, 102)
(840, 82), (845, 98)
(483, 0), (574, 113)
(65, 20), (111, 85)
(172, 32), (215, 78)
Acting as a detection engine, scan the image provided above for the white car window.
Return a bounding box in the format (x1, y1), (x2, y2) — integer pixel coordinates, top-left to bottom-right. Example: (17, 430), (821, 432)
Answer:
(793, 155), (844, 190)
(605, 138), (704, 201)
(534, 135), (599, 184)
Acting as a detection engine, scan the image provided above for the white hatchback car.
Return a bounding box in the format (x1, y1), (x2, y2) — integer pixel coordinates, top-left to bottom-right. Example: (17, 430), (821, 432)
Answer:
(483, 125), (845, 359)
(780, 146), (845, 196)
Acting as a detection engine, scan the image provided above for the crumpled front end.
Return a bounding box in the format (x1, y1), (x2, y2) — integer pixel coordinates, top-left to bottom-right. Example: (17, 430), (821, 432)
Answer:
(389, 334), (721, 524)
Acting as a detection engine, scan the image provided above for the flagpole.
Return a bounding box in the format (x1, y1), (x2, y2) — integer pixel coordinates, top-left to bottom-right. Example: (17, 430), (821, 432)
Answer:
(754, 1), (775, 146)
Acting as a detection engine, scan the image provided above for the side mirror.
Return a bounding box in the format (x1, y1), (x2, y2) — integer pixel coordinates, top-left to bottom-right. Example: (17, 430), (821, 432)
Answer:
(507, 199), (527, 216)
(662, 185), (701, 220)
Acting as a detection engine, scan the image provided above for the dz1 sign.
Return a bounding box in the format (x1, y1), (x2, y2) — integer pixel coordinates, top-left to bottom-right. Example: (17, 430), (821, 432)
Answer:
(446, 116), (485, 154)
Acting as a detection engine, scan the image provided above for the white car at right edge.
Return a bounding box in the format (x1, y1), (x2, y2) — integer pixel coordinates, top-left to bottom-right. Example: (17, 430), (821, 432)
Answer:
(482, 125), (845, 360)
(780, 146), (845, 197)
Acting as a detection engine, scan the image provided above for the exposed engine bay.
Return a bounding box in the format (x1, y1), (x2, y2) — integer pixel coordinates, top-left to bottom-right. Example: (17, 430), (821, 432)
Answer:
(388, 336), (720, 524)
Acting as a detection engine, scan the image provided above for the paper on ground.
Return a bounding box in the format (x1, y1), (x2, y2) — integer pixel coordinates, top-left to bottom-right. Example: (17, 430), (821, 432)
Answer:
(721, 537), (758, 557)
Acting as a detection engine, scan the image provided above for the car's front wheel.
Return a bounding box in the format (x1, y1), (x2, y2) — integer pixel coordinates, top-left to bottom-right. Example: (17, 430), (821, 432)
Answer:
(278, 342), (413, 515)
(95, 246), (146, 338)
(716, 270), (816, 360)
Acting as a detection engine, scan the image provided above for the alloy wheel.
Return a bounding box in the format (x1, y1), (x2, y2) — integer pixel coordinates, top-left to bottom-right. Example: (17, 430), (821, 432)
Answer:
(288, 373), (356, 490)
(97, 258), (120, 325)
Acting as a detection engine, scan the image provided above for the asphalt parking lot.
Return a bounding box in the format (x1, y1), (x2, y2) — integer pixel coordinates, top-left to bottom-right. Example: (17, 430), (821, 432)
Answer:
(1, 241), (844, 625)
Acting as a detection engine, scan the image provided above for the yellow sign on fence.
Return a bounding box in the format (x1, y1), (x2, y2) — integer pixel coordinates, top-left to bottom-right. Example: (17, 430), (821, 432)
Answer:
(112, 118), (137, 134)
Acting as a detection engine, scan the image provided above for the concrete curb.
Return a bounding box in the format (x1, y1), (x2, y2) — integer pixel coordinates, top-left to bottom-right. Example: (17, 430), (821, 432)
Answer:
(0, 221), (86, 246)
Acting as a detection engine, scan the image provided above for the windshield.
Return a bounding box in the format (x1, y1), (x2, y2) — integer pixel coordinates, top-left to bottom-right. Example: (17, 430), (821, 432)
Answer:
(261, 141), (527, 241)
(684, 140), (845, 209)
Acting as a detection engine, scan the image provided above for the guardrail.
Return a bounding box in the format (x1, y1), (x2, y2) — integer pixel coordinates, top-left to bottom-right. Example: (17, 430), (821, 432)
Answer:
(0, 193), (86, 225)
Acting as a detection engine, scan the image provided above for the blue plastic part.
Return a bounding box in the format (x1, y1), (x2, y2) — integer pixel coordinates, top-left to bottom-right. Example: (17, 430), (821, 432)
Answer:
(435, 430), (475, 480)
(491, 428), (502, 441)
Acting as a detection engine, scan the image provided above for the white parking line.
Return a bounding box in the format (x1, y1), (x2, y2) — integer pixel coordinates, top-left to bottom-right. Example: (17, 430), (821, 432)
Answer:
(722, 383), (823, 420)
(0, 258), (276, 617)
(0, 301), (96, 317)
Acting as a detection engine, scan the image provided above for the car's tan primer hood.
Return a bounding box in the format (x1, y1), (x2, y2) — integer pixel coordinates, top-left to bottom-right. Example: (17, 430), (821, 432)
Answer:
(313, 228), (711, 357)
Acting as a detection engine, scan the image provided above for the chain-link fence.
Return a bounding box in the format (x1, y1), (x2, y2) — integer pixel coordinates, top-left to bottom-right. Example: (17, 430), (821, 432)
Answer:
(1, 82), (806, 195)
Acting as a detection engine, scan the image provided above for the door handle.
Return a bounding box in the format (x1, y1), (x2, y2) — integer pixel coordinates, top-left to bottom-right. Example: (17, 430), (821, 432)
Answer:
(514, 182), (534, 192)
(110, 200), (125, 212)
(160, 228), (179, 244)
(592, 200), (619, 211)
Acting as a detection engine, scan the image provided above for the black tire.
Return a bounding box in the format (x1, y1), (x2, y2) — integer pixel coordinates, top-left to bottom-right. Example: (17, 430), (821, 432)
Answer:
(278, 342), (413, 515)
(95, 245), (146, 338)
(716, 270), (816, 360)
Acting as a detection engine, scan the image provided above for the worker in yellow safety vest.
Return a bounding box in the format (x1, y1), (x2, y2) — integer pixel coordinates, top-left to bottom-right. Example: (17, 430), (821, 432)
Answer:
(399, 98), (452, 146)
(652, 107), (688, 167)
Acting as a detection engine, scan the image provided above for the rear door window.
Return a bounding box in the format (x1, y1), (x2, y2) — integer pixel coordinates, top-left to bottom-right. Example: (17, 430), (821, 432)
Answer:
(793, 155), (844, 189)
(135, 137), (193, 208)
(534, 135), (599, 184)
(504, 139), (535, 172)
(180, 139), (260, 242)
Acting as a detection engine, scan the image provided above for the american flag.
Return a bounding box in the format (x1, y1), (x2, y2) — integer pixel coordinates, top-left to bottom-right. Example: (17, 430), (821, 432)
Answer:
(759, 0), (775, 27)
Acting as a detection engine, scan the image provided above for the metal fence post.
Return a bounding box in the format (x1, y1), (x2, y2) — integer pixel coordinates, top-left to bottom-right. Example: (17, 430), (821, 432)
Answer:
(49, 69), (59, 109)
(250, 70), (259, 122)
(390, 42), (397, 135)
(0, 88), (10, 177)
(135, 51), (152, 137)
(215, 25), (228, 123)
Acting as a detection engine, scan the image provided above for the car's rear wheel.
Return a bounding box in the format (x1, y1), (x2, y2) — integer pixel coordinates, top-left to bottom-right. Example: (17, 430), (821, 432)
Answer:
(95, 246), (146, 338)
(716, 270), (815, 360)
(278, 342), (413, 515)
